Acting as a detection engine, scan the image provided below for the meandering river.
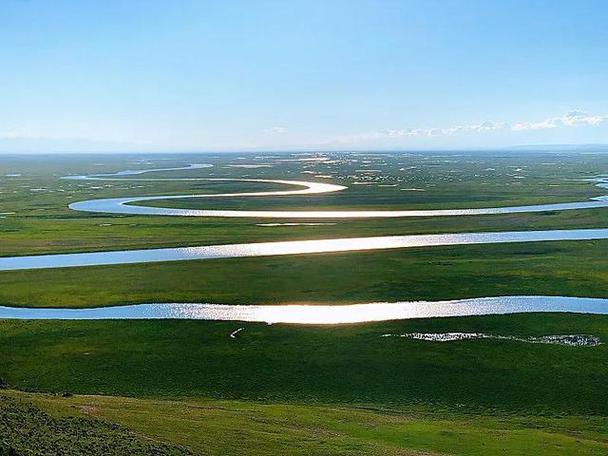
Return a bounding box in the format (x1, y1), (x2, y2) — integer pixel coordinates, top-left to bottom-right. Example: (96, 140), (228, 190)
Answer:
(2, 163), (607, 322)
(67, 165), (608, 218)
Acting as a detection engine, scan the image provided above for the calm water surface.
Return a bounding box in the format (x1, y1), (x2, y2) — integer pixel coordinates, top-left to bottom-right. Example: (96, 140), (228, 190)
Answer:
(1, 296), (607, 323)
(2, 229), (608, 271)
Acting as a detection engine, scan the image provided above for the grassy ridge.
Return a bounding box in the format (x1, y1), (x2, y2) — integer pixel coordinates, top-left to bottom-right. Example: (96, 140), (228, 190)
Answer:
(1, 313), (608, 415)
(0, 392), (192, 455)
(3, 390), (607, 456)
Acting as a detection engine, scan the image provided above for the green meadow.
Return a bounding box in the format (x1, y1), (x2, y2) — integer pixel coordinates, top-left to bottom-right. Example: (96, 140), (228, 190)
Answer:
(2, 389), (608, 456)
(1, 152), (608, 454)
(2, 312), (608, 455)
(1, 241), (607, 308)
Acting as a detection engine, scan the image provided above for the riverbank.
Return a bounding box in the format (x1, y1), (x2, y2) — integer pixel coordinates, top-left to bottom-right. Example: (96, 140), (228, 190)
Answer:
(1, 240), (606, 308)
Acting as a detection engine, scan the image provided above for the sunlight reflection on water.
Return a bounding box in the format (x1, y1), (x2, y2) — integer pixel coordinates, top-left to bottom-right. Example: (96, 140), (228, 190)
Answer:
(1, 296), (607, 323)
(1, 229), (608, 271)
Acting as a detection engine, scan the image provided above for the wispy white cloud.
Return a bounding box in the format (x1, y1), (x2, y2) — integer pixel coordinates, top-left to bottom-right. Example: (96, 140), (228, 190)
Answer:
(512, 111), (608, 131)
(331, 111), (608, 145)
(263, 126), (287, 134)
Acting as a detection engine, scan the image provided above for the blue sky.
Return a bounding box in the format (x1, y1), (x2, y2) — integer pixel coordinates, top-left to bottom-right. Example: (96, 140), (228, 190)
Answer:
(1, 0), (608, 152)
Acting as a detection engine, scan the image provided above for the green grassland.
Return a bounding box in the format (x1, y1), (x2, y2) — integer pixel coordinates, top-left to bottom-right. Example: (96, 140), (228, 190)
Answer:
(0, 392), (192, 455)
(1, 151), (608, 256)
(1, 152), (608, 454)
(2, 313), (608, 414)
(2, 206), (608, 258)
(2, 389), (607, 456)
(0, 240), (606, 308)
(1, 313), (608, 454)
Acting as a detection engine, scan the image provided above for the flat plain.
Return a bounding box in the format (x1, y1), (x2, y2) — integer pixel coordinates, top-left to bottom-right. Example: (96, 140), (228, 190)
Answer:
(1, 151), (608, 455)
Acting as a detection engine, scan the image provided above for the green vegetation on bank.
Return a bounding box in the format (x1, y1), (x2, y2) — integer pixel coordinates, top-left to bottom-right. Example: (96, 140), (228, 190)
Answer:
(1, 240), (606, 308)
(2, 207), (608, 257)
